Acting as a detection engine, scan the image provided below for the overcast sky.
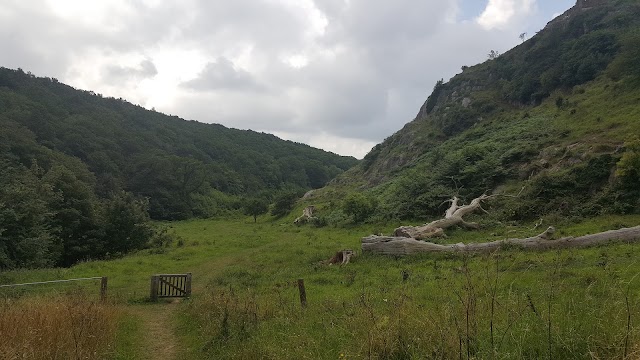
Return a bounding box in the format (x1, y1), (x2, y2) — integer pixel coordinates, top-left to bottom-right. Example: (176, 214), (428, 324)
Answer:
(0, 0), (575, 158)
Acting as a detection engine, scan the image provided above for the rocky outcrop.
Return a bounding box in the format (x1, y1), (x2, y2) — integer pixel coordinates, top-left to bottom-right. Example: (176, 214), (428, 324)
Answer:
(545, 0), (611, 29)
(416, 79), (487, 120)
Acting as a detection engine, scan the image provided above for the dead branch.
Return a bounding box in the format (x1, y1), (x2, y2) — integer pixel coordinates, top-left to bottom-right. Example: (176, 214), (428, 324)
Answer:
(394, 194), (490, 239)
(294, 205), (317, 225)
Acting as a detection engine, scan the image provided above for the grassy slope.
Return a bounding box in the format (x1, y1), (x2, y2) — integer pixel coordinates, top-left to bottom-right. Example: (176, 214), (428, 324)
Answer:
(310, 74), (640, 224)
(3, 213), (640, 359)
(318, 1), (640, 222)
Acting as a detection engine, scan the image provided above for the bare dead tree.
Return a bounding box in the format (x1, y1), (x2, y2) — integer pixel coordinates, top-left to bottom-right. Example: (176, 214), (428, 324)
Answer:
(394, 194), (490, 239)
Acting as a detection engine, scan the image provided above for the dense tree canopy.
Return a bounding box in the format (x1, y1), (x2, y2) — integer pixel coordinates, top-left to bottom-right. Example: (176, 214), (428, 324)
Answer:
(0, 68), (358, 268)
(0, 67), (356, 219)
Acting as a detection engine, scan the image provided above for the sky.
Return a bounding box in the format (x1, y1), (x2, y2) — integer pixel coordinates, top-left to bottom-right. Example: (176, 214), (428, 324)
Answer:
(0, 0), (575, 158)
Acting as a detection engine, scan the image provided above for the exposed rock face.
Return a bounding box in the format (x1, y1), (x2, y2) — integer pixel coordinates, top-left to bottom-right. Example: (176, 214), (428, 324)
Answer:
(416, 79), (487, 120)
(452, 3), (610, 101)
(577, 0), (610, 9)
(545, 0), (610, 29)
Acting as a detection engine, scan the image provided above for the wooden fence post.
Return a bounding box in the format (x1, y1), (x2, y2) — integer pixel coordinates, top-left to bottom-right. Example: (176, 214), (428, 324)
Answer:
(100, 277), (108, 302)
(150, 275), (159, 302)
(185, 273), (192, 297)
(297, 278), (307, 308)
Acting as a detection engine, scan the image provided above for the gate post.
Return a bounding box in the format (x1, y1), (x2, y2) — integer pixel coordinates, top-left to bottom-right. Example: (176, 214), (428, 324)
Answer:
(297, 279), (307, 308)
(100, 277), (108, 302)
(185, 273), (192, 297)
(150, 275), (159, 302)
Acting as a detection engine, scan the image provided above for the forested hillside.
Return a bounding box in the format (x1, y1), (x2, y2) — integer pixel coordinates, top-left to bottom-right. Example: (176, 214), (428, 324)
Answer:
(313, 0), (640, 223)
(0, 68), (357, 268)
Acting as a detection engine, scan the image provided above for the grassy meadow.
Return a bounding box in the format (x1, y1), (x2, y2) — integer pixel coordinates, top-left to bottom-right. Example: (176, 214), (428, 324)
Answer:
(2, 213), (640, 359)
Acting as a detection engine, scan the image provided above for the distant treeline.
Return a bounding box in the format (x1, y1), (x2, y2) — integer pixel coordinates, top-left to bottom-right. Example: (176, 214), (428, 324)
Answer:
(0, 67), (357, 268)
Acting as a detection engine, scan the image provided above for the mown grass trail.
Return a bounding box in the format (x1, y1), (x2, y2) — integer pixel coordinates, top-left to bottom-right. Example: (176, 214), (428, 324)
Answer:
(127, 303), (180, 360)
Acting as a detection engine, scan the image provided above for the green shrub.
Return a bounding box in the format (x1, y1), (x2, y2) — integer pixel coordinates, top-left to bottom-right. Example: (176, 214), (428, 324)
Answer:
(342, 193), (378, 223)
(270, 191), (300, 218)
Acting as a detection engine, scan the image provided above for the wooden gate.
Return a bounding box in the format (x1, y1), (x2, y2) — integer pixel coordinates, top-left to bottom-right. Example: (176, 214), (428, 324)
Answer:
(150, 273), (192, 301)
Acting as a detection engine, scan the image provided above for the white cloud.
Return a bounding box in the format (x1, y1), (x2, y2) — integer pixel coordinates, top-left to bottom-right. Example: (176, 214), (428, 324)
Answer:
(271, 130), (378, 159)
(44, 0), (134, 33)
(182, 58), (264, 92)
(477, 0), (537, 30)
(104, 59), (158, 82)
(0, 0), (568, 158)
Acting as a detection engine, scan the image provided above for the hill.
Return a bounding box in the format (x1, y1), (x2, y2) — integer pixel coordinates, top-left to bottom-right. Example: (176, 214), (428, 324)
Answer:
(0, 67), (357, 268)
(0, 67), (357, 219)
(311, 0), (640, 224)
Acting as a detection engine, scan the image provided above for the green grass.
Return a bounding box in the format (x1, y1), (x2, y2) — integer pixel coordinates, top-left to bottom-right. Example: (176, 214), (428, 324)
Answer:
(3, 214), (640, 359)
(112, 314), (142, 360)
(175, 215), (640, 359)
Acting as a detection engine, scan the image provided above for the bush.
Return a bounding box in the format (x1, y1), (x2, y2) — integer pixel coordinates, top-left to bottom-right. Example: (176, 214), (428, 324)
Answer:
(149, 226), (180, 248)
(343, 193), (378, 223)
(616, 137), (640, 181)
(270, 191), (300, 218)
(323, 210), (351, 228)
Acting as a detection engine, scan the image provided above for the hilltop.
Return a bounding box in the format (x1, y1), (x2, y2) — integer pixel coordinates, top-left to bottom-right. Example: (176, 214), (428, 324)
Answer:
(310, 0), (640, 224)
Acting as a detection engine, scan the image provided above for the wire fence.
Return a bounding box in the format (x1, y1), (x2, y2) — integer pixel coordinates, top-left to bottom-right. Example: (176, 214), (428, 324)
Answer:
(0, 276), (108, 301)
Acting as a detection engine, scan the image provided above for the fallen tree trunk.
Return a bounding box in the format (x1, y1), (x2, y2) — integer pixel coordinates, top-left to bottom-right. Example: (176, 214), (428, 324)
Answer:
(394, 195), (488, 239)
(362, 226), (640, 256)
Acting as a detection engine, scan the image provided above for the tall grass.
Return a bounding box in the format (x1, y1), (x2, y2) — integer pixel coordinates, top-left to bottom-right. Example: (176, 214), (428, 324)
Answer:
(181, 250), (640, 359)
(0, 293), (119, 360)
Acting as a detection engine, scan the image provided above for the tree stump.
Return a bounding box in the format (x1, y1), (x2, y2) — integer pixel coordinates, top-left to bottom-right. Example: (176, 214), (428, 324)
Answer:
(329, 249), (355, 265)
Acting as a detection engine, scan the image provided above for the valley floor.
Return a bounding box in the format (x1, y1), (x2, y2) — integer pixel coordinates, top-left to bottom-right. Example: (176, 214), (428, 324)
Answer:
(3, 214), (640, 359)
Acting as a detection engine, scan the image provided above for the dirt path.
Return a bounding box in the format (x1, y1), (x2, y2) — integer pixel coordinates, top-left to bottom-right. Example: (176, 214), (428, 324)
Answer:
(129, 302), (180, 360)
